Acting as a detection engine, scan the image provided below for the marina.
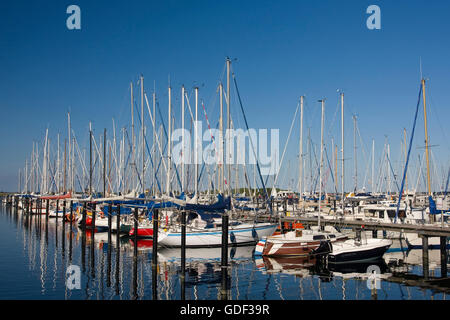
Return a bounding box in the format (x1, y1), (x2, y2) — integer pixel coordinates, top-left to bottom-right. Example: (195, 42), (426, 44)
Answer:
(2, 2), (450, 306)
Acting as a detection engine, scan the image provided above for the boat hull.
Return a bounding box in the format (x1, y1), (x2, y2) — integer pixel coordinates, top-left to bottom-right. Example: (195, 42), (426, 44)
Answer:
(328, 240), (392, 264)
(158, 223), (277, 248)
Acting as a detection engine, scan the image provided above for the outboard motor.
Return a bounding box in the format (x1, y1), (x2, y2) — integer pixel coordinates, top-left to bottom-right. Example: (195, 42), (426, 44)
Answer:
(311, 240), (332, 256)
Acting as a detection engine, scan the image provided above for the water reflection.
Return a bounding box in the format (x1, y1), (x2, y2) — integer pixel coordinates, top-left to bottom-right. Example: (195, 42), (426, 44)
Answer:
(1, 204), (449, 300)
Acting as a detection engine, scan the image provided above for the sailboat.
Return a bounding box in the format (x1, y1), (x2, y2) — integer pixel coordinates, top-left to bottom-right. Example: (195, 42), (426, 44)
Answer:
(158, 58), (278, 248)
(255, 99), (349, 257)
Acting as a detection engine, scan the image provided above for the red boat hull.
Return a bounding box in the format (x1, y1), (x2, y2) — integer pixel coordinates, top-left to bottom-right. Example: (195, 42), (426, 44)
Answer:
(129, 227), (153, 238)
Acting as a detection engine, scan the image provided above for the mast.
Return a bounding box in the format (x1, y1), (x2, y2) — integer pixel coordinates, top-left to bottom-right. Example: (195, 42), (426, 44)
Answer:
(141, 75), (145, 195)
(372, 139), (375, 193)
(25, 160), (28, 193)
(131, 81), (135, 193)
(89, 122), (93, 197)
(167, 84), (172, 196)
(318, 99), (325, 229)
(103, 128), (107, 197)
(57, 133), (60, 193)
(299, 96), (304, 211)
(67, 112), (71, 192)
(152, 90), (156, 196)
(64, 139), (67, 193)
(353, 115), (357, 192)
(181, 85), (185, 193)
(403, 128), (408, 194)
(340, 92), (345, 214)
(194, 86), (199, 203)
(219, 83), (224, 194)
(422, 78), (432, 196)
(226, 57), (231, 196)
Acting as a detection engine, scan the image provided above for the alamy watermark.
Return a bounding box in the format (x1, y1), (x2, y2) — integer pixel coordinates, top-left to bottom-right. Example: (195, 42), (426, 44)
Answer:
(171, 122), (280, 176)
(366, 264), (382, 290)
(66, 5), (81, 30)
(366, 5), (381, 30)
(66, 264), (81, 290)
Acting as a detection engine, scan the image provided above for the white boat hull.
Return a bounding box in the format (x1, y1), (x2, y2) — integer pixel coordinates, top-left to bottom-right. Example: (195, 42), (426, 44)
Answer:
(158, 222), (278, 248)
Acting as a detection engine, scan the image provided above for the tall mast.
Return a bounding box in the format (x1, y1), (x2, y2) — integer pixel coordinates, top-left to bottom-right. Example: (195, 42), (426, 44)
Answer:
(131, 81), (135, 192)
(71, 137), (74, 193)
(64, 139), (67, 193)
(219, 83), (224, 194)
(89, 122), (93, 197)
(67, 112), (71, 192)
(372, 139), (375, 193)
(167, 84), (172, 196)
(318, 99), (326, 229)
(25, 160), (28, 193)
(194, 86), (199, 203)
(57, 133), (60, 193)
(152, 90), (156, 196)
(141, 75), (145, 195)
(422, 78), (432, 196)
(340, 92), (345, 214)
(299, 96), (304, 210)
(43, 128), (48, 194)
(103, 128), (107, 197)
(403, 128), (408, 194)
(353, 115), (357, 192)
(181, 85), (185, 193)
(226, 57), (231, 196)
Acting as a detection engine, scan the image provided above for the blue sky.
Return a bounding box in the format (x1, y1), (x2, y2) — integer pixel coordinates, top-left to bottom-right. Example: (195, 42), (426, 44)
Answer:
(1, 0), (450, 192)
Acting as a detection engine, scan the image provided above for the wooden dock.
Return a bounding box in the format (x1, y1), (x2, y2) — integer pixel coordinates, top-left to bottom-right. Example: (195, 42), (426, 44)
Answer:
(258, 214), (450, 237)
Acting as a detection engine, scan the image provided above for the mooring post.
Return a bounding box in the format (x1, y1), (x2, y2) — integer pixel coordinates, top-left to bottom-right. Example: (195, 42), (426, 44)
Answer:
(440, 236), (448, 278)
(116, 204), (121, 234)
(115, 204), (121, 295)
(422, 235), (429, 280)
(46, 199), (49, 221)
(107, 203), (112, 287)
(152, 208), (159, 267)
(90, 202), (96, 278)
(63, 200), (66, 227)
(81, 202), (87, 272)
(55, 199), (59, 223)
(181, 210), (186, 300)
(92, 202), (96, 232)
(62, 200), (66, 254)
(82, 202), (87, 231)
(69, 201), (73, 263)
(221, 211), (229, 300)
(69, 200), (73, 223)
(152, 208), (159, 300)
(134, 207), (139, 257)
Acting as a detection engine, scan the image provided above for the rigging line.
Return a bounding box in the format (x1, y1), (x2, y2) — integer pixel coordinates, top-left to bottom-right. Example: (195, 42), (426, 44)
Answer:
(133, 98), (162, 193)
(386, 150), (401, 193)
(155, 100), (183, 190)
(271, 100), (300, 190)
(395, 84), (423, 222)
(232, 72), (271, 212)
(324, 145), (338, 194)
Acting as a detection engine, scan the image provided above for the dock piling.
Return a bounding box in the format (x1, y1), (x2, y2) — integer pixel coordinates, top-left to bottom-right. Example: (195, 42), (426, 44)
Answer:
(440, 236), (448, 278)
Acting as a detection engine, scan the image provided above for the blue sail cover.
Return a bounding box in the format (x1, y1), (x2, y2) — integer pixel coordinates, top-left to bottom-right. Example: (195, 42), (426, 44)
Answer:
(101, 193), (230, 218)
(180, 194), (231, 213)
(428, 196), (449, 215)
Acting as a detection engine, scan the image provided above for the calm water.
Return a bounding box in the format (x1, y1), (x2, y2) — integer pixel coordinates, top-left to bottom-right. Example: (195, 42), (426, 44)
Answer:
(0, 205), (448, 300)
